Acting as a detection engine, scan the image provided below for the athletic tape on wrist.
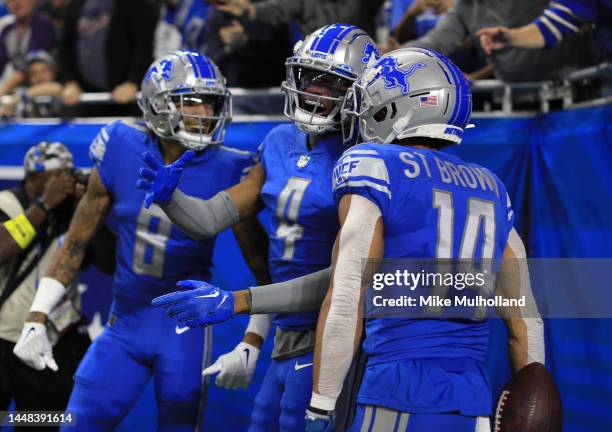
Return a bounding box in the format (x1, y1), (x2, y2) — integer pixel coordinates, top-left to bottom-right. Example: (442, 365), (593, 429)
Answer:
(310, 392), (337, 412)
(30, 277), (67, 315)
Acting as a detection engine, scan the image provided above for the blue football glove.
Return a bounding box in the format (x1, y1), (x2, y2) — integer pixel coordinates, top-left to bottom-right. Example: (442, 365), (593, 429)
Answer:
(305, 409), (334, 432)
(136, 149), (196, 209)
(151, 280), (234, 327)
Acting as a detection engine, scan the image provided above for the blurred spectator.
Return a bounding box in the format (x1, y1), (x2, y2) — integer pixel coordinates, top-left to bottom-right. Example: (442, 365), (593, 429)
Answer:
(24, 50), (62, 98)
(405, 0), (593, 82)
(166, 0), (210, 52)
(59, 0), (160, 108)
(381, 0), (491, 80)
(390, 0), (413, 31)
(154, 3), (182, 59)
(38, 0), (71, 36)
(393, 0), (452, 42)
(213, 0), (386, 37)
(477, 0), (611, 63)
(1, 50), (63, 118)
(204, 1), (290, 88)
(0, 0), (56, 96)
(0, 142), (90, 418)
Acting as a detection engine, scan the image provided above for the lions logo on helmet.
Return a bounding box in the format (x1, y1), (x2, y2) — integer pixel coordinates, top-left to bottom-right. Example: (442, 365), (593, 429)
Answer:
(343, 47), (472, 146)
(367, 57), (427, 95)
(361, 42), (379, 65)
(282, 24), (380, 135)
(138, 50), (232, 151)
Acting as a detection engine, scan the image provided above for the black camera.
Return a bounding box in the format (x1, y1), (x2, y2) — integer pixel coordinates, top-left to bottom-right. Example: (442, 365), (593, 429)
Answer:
(73, 169), (90, 187)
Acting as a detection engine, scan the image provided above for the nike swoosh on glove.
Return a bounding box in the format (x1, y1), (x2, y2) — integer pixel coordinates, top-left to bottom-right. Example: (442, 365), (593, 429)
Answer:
(202, 341), (260, 389)
(136, 149), (195, 209)
(13, 322), (58, 371)
(151, 280), (234, 327)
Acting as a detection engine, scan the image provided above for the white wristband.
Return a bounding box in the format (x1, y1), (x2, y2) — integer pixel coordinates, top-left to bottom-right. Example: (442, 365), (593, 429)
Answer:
(30, 277), (66, 315)
(245, 314), (272, 340)
(310, 392), (337, 412)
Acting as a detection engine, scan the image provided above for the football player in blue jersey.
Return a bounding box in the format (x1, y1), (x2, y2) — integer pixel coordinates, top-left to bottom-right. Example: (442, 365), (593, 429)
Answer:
(12, 50), (268, 431)
(304, 48), (545, 431)
(139, 24), (380, 432)
(151, 48), (546, 432)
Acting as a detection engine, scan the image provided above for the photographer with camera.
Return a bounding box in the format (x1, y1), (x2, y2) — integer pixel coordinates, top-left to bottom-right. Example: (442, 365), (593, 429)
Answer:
(0, 141), (93, 417)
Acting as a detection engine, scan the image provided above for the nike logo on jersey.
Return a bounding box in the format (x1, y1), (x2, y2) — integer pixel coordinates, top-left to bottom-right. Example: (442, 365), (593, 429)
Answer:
(196, 290), (220, 299)
(175, 325), (190, 335)
(294, 361), (313, 371)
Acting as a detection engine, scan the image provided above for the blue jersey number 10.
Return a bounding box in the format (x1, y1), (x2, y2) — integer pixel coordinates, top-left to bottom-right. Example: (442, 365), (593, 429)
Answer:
(432, 189), (496, 261)
(431, 189), (496, 317)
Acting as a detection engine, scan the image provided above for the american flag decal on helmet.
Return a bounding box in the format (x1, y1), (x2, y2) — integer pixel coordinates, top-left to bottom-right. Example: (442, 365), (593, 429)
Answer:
(420, 95), (438, 107)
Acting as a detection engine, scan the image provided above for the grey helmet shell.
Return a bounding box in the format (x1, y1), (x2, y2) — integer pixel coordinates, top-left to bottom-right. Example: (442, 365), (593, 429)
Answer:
(343, 47), (472, 145)
(138, 50), (231, 150)
(282, 23), (380, 135)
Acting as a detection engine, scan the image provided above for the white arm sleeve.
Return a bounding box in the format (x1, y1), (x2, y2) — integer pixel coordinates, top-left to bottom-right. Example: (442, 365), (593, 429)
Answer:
(312, 195), (382, 411)
(507, 228), (545, 365)
(245, 314), (272, 340)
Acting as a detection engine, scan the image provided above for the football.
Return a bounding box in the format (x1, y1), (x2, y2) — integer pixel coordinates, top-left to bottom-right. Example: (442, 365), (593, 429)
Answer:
(495, 362), (563, 432)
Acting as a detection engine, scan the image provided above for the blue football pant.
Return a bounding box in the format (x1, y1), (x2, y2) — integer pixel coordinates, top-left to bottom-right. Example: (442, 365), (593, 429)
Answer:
(249, 351), (314, 432)
(62, 298), (212, 432)
(349, 404), (491, 432)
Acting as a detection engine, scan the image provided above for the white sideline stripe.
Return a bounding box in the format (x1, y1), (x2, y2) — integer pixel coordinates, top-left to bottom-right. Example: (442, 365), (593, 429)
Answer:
(0, 167), (24, 180)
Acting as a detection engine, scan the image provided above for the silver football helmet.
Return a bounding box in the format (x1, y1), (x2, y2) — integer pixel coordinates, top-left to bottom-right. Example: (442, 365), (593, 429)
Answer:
(343, 47), (472, 146)
(138, 50), (231, 150)
(282, 24), (380, 135)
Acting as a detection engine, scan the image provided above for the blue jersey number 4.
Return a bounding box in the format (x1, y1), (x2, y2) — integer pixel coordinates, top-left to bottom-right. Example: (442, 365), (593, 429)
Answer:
(275, 177), (311, 260)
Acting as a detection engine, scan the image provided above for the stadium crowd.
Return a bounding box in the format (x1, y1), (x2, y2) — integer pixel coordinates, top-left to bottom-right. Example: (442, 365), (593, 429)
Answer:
(0, 0), (609, 118)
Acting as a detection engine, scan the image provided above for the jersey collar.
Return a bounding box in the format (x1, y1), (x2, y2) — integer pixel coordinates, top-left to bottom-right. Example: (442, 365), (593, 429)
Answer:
(293, 130), (343, 157)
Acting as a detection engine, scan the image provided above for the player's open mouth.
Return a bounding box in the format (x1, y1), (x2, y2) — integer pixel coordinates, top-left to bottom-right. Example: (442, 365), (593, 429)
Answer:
(303, 98), (328, 115)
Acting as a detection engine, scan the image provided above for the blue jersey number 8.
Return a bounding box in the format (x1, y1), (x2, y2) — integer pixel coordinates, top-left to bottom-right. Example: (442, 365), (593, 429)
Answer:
(132, 205), (173, 278)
